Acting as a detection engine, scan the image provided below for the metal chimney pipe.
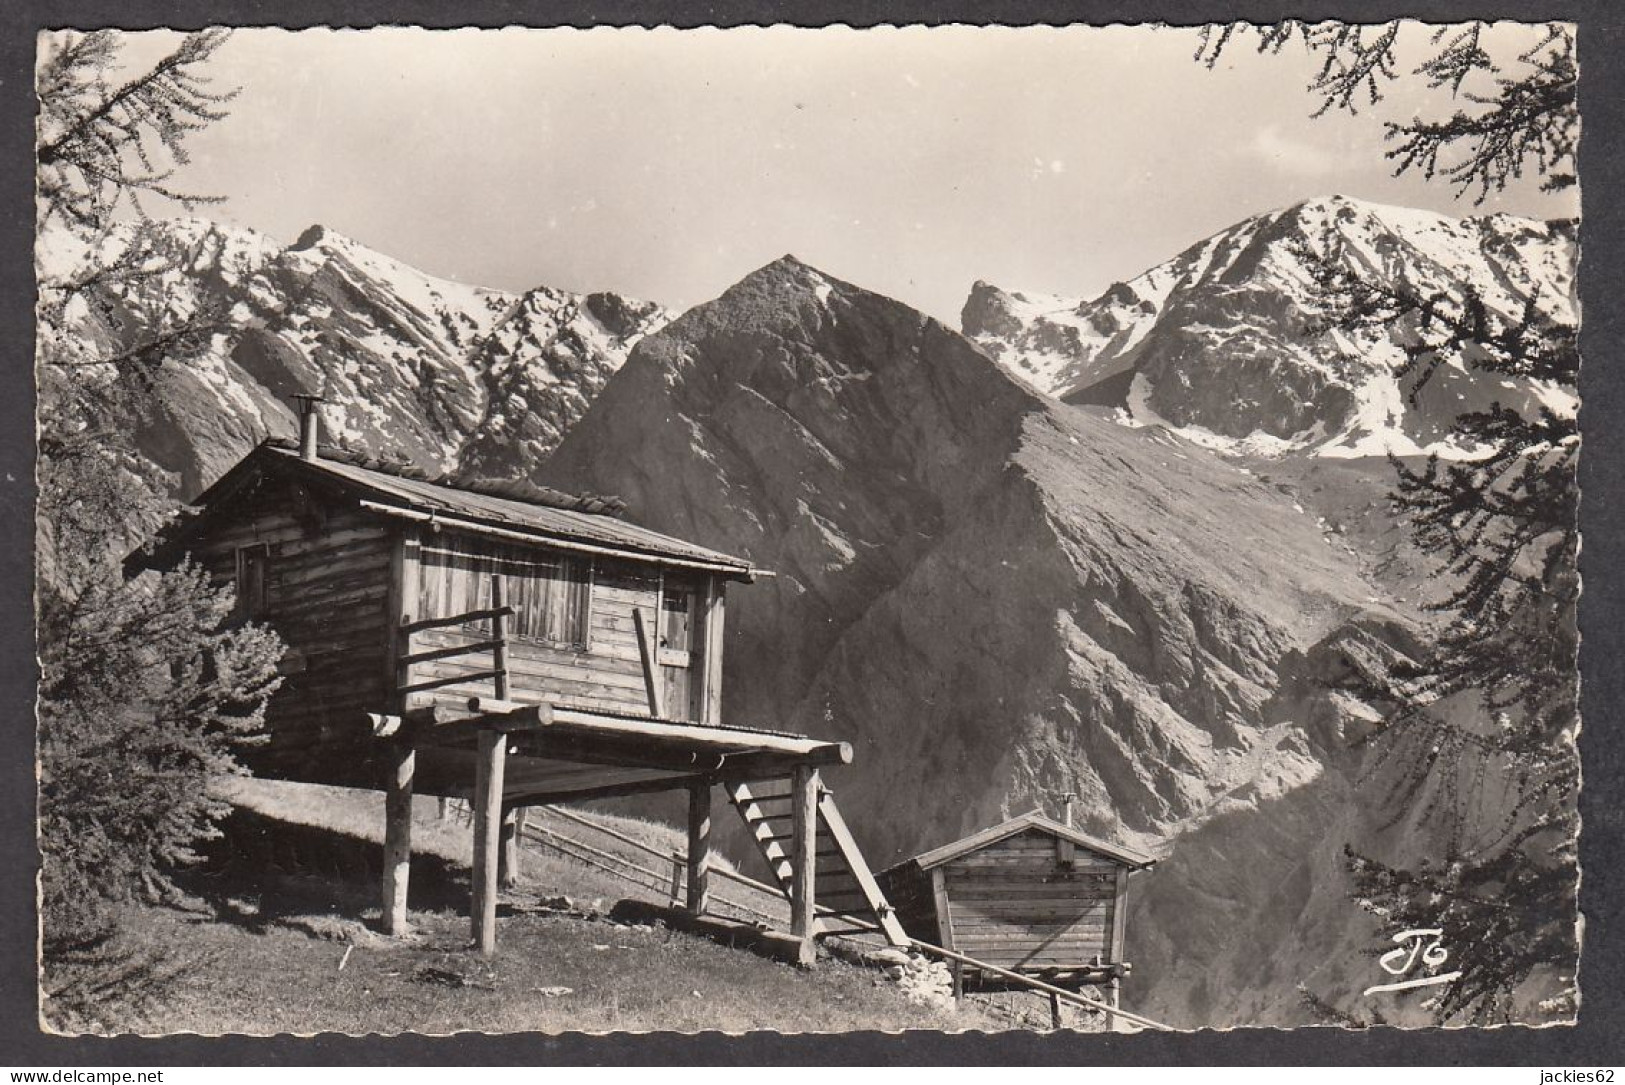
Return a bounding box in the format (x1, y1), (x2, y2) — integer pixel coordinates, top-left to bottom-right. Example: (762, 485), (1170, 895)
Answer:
(293, 394), (324, 461)
(1063, 794), (1076, 828)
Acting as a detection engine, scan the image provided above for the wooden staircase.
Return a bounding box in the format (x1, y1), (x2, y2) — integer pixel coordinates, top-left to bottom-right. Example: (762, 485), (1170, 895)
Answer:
(725, 780), (910, 947)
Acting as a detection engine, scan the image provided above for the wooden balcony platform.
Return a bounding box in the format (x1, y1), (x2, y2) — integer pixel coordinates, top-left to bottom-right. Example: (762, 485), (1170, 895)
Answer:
(371, 692), (856, 960)
(380, 694), (851, 806)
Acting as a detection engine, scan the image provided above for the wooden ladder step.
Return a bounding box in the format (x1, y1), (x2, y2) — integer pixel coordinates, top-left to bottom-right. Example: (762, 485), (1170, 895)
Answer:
(726, 781), (909, 949)
(816, 791), (911, 949)
(756, 832), (843, 850)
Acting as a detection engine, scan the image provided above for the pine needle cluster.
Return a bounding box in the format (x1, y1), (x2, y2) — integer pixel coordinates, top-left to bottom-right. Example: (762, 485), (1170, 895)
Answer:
(1201, 20), (1581, 1022)
(1197, 21), (1577, 203)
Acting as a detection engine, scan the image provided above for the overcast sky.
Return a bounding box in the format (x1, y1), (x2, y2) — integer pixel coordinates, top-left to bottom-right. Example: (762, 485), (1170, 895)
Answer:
(103, 23), (1577, 324)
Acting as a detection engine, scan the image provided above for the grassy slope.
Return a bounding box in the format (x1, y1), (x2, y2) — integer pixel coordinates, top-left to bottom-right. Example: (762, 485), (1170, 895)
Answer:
(50, 898), (984, 1036)
(42, 778), (1007, 1036)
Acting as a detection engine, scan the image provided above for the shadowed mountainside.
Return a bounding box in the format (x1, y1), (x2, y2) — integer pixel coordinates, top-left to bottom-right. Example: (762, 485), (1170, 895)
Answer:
(540, 255), (1442, 1025)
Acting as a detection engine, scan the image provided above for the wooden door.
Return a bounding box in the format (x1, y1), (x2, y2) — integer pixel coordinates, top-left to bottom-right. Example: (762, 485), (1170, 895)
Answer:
(659, 579), (700, 720)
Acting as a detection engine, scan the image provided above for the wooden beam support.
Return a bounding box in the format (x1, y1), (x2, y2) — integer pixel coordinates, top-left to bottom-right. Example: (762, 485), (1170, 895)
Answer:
(549, 707), (852, 763)
(405, 705), (448, 728)
(790, 766), (819, 966)
(464, 697), (553, 730)
(1109, 869), (1130, 1032)
(506, 733), (730, 775)
(503, 771), (712, 807)
(1111, 867), (1129, 964)
(608, 899), (810, 967)
(368, 705), (453, 741)
(471, 727), (507, 955)
(699, 576), (726, 726)
(633, 607), (665, 718)
(686, 781), (712, 915)
(815, 792), (910, 947)
(931, 866), (956, 952)
(491, 575), (509, 700)
(401, 700), (849, 767)
(381, 741), (415, 936)
(387, 525), (419, 703)
(667, 852), (684, 906)
(499, 806), (525, 891)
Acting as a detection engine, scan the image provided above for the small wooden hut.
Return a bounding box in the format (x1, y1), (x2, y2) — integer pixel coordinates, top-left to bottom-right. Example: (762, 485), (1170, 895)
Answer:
(133, 397), (905, 959)
(876, 809), (1154, 1011)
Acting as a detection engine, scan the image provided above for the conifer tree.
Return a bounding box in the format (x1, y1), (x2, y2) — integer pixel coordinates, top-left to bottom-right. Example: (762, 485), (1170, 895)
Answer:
(1201, 21), (1579, 1022)
(35, 30), (283, 950)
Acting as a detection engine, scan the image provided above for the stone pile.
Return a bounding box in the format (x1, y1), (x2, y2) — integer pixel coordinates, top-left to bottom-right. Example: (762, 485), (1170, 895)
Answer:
(871, 948), (954, 1011)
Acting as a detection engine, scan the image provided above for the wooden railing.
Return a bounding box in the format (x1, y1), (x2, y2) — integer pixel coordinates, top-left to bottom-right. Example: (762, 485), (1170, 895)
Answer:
(519, 807), (785, 927)
(396, 576), (514, 699)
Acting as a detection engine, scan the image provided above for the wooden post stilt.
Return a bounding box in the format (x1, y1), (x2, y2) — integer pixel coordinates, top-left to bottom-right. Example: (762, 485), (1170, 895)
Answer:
(1108, 975), (1124, 1033)
(790, 765), (819, 966)
(668, 854), (684, 906)
(381, 741), (414, 935)
(471, 727), (506, 954)
(470, 573), (510, 955)
(951, 960), (964, 1005)
(1049, 991), (1064, 1030)
(382, 525), (418, 936)
(686, 781), (712, 915)
(499, 806), (524, 890)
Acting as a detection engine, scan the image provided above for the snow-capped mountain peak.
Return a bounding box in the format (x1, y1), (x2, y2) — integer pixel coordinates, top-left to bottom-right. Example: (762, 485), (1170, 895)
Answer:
(40, 215), (672, 495)
(965, 196), (1577, 460)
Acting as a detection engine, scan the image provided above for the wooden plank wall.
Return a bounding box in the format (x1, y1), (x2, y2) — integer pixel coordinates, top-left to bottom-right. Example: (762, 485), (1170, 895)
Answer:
(406, 554), (701, 720)
(190, 488), (393, 787)
(939, 829), (1118, 971)
(874, 862), (944, 947)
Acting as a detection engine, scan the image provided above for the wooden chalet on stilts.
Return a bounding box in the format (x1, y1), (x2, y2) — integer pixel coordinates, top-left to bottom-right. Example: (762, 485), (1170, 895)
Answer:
(876, 806), (1154, 1025)
(134, 397), (907, 961)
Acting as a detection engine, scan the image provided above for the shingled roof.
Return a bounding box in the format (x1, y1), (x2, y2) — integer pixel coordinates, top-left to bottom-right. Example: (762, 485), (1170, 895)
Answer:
(140, 441), (759, 581)
(259, 438), (630, 515)
(900, 810), (1156, 871)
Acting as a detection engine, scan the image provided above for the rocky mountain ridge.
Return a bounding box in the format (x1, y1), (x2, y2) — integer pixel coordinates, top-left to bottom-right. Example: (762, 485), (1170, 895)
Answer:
(964, 195), (1577, 460)
(536, 254), (1463, 1025)
(38, 217), (671, 496)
